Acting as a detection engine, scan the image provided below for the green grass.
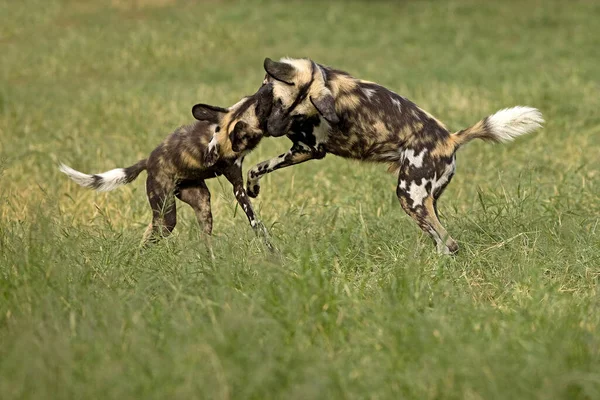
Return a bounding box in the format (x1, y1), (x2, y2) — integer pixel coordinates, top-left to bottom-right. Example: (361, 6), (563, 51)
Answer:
(1, 0), (600, 398)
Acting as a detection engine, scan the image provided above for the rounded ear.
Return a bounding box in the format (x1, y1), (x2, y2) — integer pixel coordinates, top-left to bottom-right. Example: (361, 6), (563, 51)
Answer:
(310, 91), (339, 125)
(192, 103), (228, 123)
(264, 58), (296, 86)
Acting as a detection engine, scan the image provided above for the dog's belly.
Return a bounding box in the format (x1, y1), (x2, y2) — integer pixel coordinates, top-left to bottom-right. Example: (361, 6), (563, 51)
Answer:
(172, 161), (229, 182)
(324, 129), (405, 162)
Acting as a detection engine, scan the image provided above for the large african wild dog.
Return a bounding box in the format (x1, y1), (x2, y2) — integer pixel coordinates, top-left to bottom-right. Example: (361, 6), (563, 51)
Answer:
(60, 84), (274, 249)
(245, 58), (544, 254)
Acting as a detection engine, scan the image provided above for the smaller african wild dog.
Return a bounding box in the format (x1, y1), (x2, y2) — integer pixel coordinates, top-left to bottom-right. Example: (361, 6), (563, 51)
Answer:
(246, 57), (544, 254)
(60, 84), (274, 249)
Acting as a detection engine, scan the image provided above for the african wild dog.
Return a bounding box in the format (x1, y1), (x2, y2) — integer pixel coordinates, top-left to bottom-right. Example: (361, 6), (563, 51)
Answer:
(60, 84), (274, 249)
(245, 57), (544, 254)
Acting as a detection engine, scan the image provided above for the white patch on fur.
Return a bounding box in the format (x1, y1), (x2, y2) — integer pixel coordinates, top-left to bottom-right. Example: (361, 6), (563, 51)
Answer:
(405, 161), (454, 208)
(267, 154), (287, 170)
(486, 106), (544, 142)
(392, 98), (402, 111)
(403, 149), (427, 168)
(298, 143), (312, 152)
(362, 88), (376, 99)
(208, 135), (218, 152)
(235, 156), (245, 167)
(432, 160), (456, 194)
(59, 163), (127, 192)
(431, 175), (442, 193)
(409, 180), (428, 207)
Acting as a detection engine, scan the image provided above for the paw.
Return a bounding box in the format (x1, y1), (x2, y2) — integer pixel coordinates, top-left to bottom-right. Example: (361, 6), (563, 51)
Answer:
(437, 240), (459, 255)
(251, 220), (276, 252)
(246, 181), (261, 198)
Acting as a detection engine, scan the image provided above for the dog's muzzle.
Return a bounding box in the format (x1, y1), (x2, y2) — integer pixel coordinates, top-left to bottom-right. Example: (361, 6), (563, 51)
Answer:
(267, 110), (291, 137)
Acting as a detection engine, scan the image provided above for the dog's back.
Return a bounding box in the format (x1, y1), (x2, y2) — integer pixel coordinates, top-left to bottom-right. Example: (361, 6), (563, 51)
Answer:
(146, 121), (216, 181)
(320, 68), (451, 162)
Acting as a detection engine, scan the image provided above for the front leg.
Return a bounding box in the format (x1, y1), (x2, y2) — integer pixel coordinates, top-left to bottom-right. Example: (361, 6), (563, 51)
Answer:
(223, 162), (274, 251)
(246, 142), (325, 198)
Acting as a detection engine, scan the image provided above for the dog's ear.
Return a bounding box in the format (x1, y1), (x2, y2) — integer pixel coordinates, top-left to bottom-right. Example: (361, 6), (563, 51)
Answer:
(192, 104), (228, 123)
(310, 90), (339, 125)
(264, 58), (296, 86)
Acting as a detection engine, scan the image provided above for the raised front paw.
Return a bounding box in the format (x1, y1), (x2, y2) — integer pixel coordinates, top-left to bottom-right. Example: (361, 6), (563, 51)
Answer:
(247, 181), (261, 198)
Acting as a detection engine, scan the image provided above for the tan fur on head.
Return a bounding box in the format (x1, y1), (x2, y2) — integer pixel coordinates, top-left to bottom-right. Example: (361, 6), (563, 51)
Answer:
(213, 109), (238, 158)
(271, 58), (328, 117)
(250, 57), (543, 255)
(279, 58), (313, 82)
(207, 96), (262, 159)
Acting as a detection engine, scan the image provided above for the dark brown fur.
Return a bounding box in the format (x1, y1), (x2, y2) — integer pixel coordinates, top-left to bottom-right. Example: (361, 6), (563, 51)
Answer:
(245, 58), (543, 254)
(61, 85), (275, 250)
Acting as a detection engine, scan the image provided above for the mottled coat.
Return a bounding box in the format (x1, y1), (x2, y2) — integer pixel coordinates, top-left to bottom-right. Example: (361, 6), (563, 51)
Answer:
(60, 84), (274, 249)
(246, 57), (543, 254)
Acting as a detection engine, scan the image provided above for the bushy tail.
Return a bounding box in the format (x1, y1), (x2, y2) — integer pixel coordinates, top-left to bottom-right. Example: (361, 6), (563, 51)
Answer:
(452, 106), (544, 148)
(59, 159), (147, 192)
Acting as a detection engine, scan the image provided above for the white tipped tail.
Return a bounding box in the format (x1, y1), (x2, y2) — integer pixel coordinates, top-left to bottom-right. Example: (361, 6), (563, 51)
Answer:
(485, 106), (544, 142)
(453, 106), (544, 147)
(59, 164), (128, 192)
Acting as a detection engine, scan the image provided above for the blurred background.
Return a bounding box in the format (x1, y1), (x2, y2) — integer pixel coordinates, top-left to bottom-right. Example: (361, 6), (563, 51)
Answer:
(1, 1), (599, 399)
(2, 0), (598, 231)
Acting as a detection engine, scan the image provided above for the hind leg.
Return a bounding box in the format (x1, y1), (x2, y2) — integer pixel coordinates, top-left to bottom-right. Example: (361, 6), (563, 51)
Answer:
(176, 181), (212, 235)
(176, 180), (215, 258)
(396, 154), (458, 254)
(142, 173), (177, 246)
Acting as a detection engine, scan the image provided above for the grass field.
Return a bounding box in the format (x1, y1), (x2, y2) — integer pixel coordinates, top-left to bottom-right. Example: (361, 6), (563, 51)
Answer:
(1, 0), (600, 398)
